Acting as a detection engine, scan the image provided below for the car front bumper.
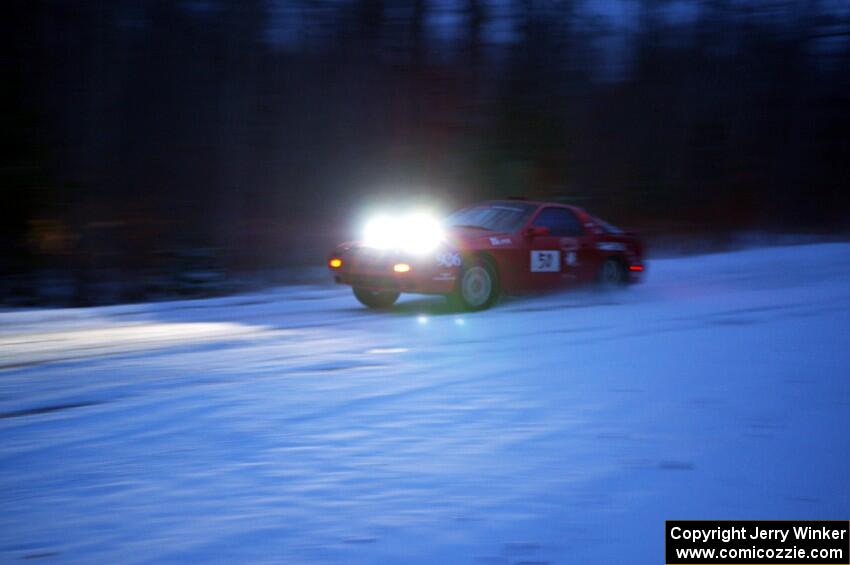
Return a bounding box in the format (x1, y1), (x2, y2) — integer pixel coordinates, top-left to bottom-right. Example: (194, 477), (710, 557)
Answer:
(328, 247), (460, 295)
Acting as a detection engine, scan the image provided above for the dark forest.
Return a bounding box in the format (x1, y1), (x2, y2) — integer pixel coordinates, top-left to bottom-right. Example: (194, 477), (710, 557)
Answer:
(5, 0), (850, 304)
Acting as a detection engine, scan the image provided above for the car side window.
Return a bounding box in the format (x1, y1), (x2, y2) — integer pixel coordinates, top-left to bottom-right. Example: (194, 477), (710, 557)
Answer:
(531, 207), (584, 236)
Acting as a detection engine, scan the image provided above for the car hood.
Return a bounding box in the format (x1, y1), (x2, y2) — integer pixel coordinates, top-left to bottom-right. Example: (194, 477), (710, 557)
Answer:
(444, 226), (514, 248)
(331, 227), (514, 255)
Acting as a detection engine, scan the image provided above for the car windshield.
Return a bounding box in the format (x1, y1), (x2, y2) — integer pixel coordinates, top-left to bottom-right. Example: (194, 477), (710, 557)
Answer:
(445, 203), (536, 233)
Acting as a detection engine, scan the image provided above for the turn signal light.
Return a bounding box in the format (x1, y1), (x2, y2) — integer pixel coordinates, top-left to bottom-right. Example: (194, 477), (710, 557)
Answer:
(329, 258), (343, 269)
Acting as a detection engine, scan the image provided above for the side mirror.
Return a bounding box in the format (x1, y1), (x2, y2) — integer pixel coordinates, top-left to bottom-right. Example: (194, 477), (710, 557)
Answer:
(523, 226), (550, 238)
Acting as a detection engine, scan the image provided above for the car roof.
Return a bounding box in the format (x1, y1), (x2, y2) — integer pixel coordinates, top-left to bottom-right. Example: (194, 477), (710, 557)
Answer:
(480, 199), (584, 211)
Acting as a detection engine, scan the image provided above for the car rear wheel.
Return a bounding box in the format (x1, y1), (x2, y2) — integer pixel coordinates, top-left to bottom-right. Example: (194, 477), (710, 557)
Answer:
(597, 258), (626, 288)
(450, 257), (499, 311)
(352, 287), (400, 309)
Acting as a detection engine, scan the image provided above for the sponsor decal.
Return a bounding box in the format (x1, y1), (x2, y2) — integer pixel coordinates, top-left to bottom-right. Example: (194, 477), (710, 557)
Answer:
(489, 236), (512, 246)
(436, 252), (462, 268)
(560, 237), (579, 266)
(530, 250), (560, 272)
(597, 242), (626, 251)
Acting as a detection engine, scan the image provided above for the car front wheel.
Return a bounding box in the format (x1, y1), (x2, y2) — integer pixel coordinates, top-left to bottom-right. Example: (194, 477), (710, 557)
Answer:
(450, 258), (499, 311)
(352, 287), (400, 309)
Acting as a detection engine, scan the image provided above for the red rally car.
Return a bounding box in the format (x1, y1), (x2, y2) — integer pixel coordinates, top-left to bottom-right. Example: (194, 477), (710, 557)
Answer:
(328, 199), (645, 311)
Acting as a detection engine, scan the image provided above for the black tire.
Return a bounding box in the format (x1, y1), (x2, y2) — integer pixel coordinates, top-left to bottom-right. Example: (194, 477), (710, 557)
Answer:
(596, 258), (626, 288)
(449, 256), (500, 311)
(352, 287), (400, 309)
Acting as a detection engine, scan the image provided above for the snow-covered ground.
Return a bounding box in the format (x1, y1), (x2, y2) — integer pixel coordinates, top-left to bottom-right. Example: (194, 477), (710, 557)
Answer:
(1, 243), (849, 564)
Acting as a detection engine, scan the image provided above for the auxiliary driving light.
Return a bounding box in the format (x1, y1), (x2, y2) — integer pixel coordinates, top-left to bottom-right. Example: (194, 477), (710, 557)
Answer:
(363, 212), (444, 255)
(393, 263), (411, 273)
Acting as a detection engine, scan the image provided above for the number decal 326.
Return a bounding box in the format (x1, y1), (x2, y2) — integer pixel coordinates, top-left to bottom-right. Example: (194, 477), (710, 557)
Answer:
(530, 250), (560, 272)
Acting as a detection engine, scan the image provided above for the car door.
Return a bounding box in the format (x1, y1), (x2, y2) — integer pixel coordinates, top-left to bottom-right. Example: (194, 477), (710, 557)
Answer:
(524, 206), (589, 290)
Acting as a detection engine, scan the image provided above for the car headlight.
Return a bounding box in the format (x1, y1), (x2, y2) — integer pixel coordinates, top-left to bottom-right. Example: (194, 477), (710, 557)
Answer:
(363, 212), (444, 255)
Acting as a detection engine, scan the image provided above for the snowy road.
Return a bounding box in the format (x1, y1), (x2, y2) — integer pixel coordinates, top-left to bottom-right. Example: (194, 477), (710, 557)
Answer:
(2, 243), (849, 563)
